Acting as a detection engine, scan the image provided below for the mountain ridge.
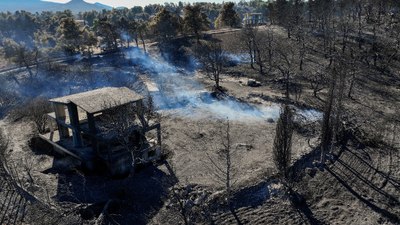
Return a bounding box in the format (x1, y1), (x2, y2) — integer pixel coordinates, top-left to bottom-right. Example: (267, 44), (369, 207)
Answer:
(0, 0), (113, 14)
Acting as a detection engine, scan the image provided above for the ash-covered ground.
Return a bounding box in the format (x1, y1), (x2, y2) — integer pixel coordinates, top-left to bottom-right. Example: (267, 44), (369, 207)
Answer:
(0, 38), (398, 225)
(0, 43), (323, 224)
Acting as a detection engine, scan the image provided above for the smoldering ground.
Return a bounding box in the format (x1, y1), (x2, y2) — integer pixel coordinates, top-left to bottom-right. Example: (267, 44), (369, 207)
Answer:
(1, 45), (321, 122)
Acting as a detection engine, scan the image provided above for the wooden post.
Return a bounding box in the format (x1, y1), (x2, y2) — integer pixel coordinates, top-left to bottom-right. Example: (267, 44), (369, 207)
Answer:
(157, 124), (161, 149)
(67, 103), (83, 148)
(53, 103), (69, 139)
(136, 100), (148, 127)
(156, 123), (162, 157)
(87, 112), (98, 153)
(49, 118), (54, 141)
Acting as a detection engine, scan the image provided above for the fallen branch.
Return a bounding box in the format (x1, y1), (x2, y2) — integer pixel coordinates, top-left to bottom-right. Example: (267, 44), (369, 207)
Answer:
(95, 199), (115, 225)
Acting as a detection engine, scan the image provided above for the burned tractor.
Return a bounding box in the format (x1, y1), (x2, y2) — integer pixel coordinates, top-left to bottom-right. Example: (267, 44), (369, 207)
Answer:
(40, 87), (161, 176)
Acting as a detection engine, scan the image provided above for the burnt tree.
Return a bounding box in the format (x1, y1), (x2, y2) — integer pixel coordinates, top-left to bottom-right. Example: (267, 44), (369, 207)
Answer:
(193, 39), (227, 90)
(206, 119), (239, 208)
(273, 105), (294, 185)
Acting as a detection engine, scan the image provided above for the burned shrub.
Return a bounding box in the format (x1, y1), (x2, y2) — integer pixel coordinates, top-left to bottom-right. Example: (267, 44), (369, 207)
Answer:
(0, 89), (20, 118)
(292, 112), (319, 137)
(291, 82), (303, 102)
(308, 71), (328, 98)
(192, 39), (227, 90)
(9, 97), (52, 134)
(9, 97), (51, 134)
(33, 100), (51, 132)
(27, 97), (52, 134)
(167, 184), (212, 225)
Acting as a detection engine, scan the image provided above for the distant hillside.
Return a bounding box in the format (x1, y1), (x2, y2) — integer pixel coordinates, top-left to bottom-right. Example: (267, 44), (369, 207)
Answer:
(0, 0), (112, 14)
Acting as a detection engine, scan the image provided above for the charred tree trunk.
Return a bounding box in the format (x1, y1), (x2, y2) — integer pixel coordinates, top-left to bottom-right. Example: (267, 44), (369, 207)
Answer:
(248, 40), (255, 69)
(257, 48), (263, 74)
(357, 4), (363, 49)
(214, 71), (220, 90)
(135, 35), (139, 48)
(348, 72), (356, 98)
(320, 73), (336, 164)
(299, 41), (305, 71)
(140, 34), (146, 53)
(285, 71), (290, 100)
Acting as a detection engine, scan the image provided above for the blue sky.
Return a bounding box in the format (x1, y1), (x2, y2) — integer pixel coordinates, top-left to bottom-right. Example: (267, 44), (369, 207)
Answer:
(43, 0), (232, 8)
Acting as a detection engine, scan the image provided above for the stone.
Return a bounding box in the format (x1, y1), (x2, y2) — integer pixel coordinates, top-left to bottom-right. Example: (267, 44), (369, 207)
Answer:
(194, 192), (207, 205)
(247, 79), (262, 87)
(184, 199), (194, 208)
(305, 167), (317, 177)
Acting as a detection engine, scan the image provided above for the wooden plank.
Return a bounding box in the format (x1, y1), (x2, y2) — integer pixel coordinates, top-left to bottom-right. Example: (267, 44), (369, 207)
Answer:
(143, 123), (160, 132)
(53, 104), (69, 138)
(67, 103), (83, 148)
(87, 112), (98, 152)
(38, 134), (82, 161)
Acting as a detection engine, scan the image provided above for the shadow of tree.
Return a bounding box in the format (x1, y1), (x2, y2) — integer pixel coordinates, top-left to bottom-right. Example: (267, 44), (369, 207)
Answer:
(335, 158), (400, 204)
(289, 191), (326, 225)
(229, 207), (244, 225)
(231, 181), (270, 209)
(344, 147), (400, 189)
(326, 167), (400, 223)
